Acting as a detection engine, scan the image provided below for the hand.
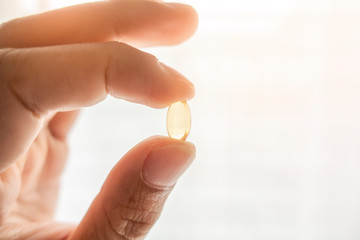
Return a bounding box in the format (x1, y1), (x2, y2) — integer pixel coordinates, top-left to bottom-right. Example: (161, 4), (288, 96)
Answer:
(0, 1), (198, 239)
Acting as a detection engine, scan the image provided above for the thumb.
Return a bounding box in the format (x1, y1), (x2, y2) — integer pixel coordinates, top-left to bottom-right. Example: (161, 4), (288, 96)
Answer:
(68, 136), (196, 240)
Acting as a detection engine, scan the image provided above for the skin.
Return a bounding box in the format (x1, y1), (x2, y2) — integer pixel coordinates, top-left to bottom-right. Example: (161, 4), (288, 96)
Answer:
(0, 1), (198, 239)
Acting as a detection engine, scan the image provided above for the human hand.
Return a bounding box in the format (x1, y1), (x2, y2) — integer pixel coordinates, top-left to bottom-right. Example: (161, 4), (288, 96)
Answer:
(0, 1), (197, 239)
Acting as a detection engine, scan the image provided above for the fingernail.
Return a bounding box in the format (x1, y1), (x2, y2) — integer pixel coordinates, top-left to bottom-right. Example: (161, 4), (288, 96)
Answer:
(142, 143), (196, 188)
(158, 61), (195, 92)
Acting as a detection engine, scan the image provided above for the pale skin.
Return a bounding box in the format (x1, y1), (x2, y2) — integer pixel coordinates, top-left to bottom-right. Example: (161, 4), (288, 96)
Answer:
(0, 1), (198, 239)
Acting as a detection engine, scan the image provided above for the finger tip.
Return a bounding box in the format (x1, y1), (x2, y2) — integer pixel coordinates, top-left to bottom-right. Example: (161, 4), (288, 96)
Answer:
(142, 136), (196, 157)
(177, 3), (199, 39)
(160, 3), (199, 45)
(145, 84), (195, 109)
(142, 136), (196, 188)
(185, 83), (196, 100)
(186, 4), (199, 36)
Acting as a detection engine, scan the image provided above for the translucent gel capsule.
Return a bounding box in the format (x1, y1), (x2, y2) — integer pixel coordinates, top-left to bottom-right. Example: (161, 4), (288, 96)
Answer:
(166, 100), (191, 141)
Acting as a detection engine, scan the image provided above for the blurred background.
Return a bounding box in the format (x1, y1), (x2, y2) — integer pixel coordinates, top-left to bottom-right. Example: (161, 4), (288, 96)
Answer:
(1, 0), (360, 239)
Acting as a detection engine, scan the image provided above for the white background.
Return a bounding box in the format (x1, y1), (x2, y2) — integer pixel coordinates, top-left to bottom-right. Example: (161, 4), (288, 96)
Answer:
(1, 0), (360, 239)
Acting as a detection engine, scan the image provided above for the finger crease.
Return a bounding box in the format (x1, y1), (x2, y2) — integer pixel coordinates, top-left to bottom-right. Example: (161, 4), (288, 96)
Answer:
(109, 10), (123, 42)
(104, 53), (111, 95)
(8, 83), (42, 119)
(103, 206), (134, 240)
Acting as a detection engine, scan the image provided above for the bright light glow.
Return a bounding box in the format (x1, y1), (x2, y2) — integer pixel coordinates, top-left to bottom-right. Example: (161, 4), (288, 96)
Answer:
(1, 1), (360, 240)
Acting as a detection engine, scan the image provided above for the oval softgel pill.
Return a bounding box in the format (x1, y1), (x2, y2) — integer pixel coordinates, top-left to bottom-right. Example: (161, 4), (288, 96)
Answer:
(166, 101), (191, 141)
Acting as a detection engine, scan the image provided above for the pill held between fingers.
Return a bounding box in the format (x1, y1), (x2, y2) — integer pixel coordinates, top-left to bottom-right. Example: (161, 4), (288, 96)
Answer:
(166, 100), (191, 141)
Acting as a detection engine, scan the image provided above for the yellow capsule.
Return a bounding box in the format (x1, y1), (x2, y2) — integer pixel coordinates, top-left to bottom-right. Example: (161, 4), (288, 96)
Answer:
(166, 100), (191, 141)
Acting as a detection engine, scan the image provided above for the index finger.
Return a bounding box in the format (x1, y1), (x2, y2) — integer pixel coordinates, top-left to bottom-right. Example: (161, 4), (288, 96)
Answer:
(0, 42), (194, 170)
(1, 42), (194, 116)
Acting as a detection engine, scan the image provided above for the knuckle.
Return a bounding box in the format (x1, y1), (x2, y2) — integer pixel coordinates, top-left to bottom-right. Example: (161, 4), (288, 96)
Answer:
(100, 41), (126, 95)
(101, 41), (159, 103)
(102, 180), (171, 239)
(104, 203), (162, 240)
(1, 49), (44, 118)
